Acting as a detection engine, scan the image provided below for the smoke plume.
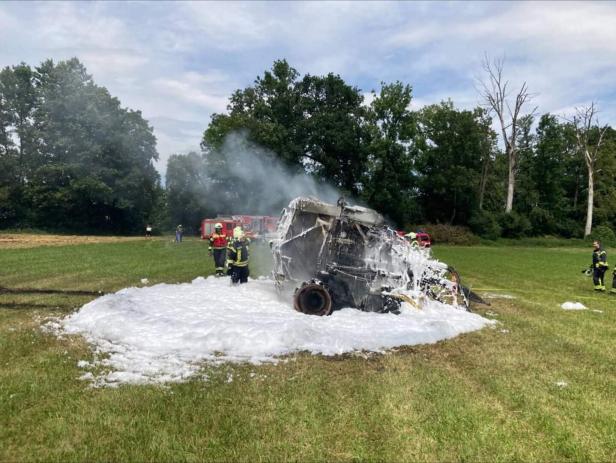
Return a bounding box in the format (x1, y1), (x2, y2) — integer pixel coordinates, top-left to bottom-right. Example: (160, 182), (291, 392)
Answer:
(210, 131), (342, 215)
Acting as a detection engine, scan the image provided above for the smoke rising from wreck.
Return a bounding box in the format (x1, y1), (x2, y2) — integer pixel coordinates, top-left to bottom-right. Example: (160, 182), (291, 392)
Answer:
(211, 131), (342, 215)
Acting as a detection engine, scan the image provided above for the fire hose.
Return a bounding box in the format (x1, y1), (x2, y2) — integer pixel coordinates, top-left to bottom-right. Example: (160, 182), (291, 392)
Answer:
(0, 285), (106, 296)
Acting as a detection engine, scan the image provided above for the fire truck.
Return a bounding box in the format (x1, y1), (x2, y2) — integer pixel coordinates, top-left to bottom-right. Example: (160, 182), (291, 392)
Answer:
(200, 215), (278, 241)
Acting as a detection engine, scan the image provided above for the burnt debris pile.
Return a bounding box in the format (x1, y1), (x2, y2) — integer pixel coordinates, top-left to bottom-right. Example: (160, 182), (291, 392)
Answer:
(271, 197), (484, 316)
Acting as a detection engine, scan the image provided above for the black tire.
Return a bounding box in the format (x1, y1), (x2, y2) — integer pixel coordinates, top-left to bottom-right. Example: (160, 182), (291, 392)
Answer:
(294, 283), (333, 316)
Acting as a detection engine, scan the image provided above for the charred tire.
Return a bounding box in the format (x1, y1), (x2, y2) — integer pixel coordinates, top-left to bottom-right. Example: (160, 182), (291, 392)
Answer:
(294, 283), (333, 316)
(382, 296), (401, 315)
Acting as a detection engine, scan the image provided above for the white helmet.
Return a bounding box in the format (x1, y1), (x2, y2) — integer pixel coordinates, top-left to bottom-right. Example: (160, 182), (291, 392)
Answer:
(214, 222), (222, 230)
(233, 226), (245, 239)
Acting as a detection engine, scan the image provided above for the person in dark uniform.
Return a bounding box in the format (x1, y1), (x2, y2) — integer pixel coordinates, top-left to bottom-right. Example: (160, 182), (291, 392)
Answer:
(227, 226), (250, 284)
(209, 223), (228, 276)
(175, 224), (184, 243)
(591, 240), (609, 292)
(405, 231), (420, 249)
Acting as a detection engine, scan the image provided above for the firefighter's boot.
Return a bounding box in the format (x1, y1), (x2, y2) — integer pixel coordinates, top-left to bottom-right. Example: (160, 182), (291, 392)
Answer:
(593, 269), (607, 291)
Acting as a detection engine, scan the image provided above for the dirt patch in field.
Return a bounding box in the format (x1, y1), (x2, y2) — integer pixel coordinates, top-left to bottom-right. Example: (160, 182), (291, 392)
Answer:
(0, 234), (144, 249)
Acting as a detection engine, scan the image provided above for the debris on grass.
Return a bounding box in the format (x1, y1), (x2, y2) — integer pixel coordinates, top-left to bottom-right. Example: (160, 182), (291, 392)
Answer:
(555, 380), (568, 388)
(591, 309), (603, 313)
(79, 372), (95, 381)
(483, 293), (516, 300)
(561, 302), (587, 310)
(140, 278), (149, 285)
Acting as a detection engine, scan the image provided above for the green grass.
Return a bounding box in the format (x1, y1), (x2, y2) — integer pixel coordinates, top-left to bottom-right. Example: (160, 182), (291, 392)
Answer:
(478, 236), (608, 248)
(1, 239), (615, 461)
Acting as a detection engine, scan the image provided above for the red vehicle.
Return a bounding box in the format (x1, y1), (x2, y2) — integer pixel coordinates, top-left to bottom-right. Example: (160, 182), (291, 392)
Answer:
(396, 230), (432, 248)
(200, 215), (278, 241)
(232, 215), (278, 237)
(201, 218), (236, 240)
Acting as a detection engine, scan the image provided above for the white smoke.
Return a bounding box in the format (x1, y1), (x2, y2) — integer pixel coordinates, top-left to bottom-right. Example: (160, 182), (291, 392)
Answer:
(212, 131), (342, 214)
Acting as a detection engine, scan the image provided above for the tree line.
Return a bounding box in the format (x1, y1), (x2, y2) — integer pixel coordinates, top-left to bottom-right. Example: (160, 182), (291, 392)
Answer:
(1, 58), (615, 241)
(0, 58), (162, 233)
(169, 60), (616, 241)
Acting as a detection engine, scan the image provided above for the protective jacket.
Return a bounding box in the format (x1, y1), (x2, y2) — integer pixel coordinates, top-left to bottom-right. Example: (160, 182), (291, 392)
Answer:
(227, 239), (249, 267)
(592, 248), (608, 269)
(209, 233), (228, 250)
(592, 247), (609, 291)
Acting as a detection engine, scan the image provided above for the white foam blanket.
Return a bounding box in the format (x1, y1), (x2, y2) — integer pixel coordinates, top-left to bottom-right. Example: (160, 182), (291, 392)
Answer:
(55, 277), (494, 386)
(561, 302), (587, 310)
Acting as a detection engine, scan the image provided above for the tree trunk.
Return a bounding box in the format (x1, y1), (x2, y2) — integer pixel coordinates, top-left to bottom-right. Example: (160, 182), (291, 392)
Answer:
(584, 164), (593, 237)
(505, 149), (515, 213)
(478, 158), (489, 210)
(573, 166), (579, 210)
(17, 119), (24, 185)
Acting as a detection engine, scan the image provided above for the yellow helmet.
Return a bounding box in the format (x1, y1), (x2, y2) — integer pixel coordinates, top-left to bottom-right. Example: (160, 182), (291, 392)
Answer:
(406, 232), (417, 240)
(233, 226), (244, 239)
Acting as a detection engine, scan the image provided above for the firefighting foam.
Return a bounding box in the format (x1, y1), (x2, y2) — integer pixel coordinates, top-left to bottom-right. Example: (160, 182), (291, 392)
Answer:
(46, 276), (495, 387)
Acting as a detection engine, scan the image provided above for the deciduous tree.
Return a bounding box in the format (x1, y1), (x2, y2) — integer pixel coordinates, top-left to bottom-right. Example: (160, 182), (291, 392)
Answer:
(478, 55), (535, 213)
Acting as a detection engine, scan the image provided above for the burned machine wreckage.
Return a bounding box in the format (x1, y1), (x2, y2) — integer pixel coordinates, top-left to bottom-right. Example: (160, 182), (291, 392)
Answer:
(271, 197), (482, 316)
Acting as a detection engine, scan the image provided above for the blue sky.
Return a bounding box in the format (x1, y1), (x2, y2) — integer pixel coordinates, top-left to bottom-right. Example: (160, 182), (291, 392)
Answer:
(1, 1), (615, 175)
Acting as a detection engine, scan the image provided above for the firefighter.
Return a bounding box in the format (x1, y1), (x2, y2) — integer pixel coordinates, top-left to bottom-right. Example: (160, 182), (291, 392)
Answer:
(175, 224), (183, 243)
(590, 240), (609, 292)
(611, 265), (616, 295)
(209, 223), (228, 276)
(227, 226), (250, 284)
(405, 232), (420, 249)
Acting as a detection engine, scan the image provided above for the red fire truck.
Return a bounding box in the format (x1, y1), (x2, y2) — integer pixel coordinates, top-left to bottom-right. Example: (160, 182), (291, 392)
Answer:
(200, 215), (278, 241)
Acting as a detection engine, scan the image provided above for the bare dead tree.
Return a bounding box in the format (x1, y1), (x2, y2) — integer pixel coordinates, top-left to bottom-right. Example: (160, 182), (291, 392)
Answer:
(478, 55), (535, 213)
(564, 103), (608, 237)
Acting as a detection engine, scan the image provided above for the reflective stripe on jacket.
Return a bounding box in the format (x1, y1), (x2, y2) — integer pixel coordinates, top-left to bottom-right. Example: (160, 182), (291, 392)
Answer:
(209, 233), (228, 249)
(593, 249), (608, 268)
(227, 239), (249, 267)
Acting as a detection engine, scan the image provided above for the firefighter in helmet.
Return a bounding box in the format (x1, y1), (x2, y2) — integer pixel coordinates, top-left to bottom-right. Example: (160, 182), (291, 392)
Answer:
(227, 226), (250, 284)
(209, 223), (228, 276)
(590, 240), (609, 292)
(405, 232), (420, 249)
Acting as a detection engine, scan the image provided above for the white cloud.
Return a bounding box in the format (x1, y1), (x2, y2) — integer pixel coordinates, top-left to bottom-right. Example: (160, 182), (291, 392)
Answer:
(152, 75), (229, 113)
(0, 7), (16, 29)
(181, 2), (278, 51)
(1, 0), (615, 178)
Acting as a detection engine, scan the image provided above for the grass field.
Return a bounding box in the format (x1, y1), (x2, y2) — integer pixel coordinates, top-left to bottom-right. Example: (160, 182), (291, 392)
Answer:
(1, 236), (614, 462)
